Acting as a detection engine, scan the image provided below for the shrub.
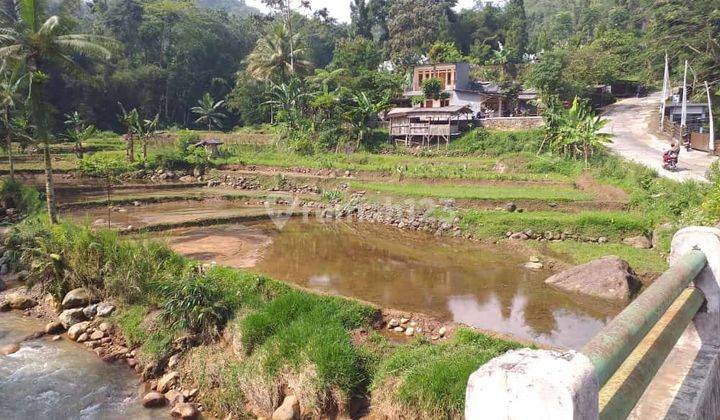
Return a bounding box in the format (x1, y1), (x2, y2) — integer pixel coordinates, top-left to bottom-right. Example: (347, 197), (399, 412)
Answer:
(0, 178), (41, 216)
(159, 273), (231, 340)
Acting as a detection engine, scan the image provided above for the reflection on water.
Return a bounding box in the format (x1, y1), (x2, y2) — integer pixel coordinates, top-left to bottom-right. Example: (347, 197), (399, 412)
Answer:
(164, 219), (620, 349)
(0, 313), (155, 420)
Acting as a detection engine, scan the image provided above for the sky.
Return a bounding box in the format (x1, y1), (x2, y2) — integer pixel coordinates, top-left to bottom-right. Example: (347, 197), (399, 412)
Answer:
(245, 0), (484, 23)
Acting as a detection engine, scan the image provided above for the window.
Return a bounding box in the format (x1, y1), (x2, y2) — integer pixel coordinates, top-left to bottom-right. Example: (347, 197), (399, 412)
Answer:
(441, 99), (450, 107)
(425, 100), (433, 108)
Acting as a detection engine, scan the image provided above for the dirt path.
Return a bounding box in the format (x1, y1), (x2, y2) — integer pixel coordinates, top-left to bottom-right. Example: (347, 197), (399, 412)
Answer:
(602, 93), (717, 182)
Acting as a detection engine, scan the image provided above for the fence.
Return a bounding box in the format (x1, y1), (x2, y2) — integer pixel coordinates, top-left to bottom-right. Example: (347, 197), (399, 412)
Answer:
(466, 227), (720, 419)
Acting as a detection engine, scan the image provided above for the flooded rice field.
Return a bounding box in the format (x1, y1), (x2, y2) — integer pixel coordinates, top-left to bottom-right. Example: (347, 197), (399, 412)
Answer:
(0, 313), (154, 420)
(63, 199), (284, 229)
(162, 218), (620, 349)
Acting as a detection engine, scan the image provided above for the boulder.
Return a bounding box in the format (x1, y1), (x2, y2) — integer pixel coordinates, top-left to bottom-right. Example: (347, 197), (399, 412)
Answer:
(544, 256), (640, 302)
(142, 391), (167, 408)
(1, 343), (20, 355)
(89, 330), (105, 341)
(62, 288), (90, 309)
(505, 202), (517, 212)
(165, 389), (185, 406)
(509, 232), (529, 241)
(5, 294), (37, 310)
(170, 403), (199, 419)
(157, 371), (179, 393)
(45, 321), (65, 334)
(96, 303), (116, 317)
(272, 395), (300, 420)
(83, 304), (98, 319)
(0, 278), (5, 292)
(622, 235), (652, 249)
(67, 321), (91, 340)
(523, 262), (544, 270)
(58, 308), (87, 329)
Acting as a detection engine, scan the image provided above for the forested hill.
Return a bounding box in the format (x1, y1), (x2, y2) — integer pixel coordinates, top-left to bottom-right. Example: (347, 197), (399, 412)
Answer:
(1, 0), (716, 134)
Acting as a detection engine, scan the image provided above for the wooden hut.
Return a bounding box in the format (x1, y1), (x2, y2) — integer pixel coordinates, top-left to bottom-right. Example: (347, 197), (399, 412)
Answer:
(387, 105), (473, 148)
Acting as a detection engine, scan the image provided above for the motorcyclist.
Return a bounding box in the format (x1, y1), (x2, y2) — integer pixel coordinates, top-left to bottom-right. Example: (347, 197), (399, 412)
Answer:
(664, 142), (680, 170)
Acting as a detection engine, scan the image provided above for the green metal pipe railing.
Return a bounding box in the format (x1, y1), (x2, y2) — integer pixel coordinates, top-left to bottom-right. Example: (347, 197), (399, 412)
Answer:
(581, 249), (707, 387)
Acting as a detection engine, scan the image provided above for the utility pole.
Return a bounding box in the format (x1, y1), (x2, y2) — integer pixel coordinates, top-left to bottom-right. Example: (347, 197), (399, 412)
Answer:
(681, 60), (688, 130)
(707, 81), (715, 153)
(660, 53), (670, 130)
(287, 0), (294, 74)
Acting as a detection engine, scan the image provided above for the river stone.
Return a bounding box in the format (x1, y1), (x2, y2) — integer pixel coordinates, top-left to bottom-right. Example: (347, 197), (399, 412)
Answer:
(67, 321), (91, 340)
(90, 330), (105, 340)
(387, 318), (400, 329)
(1, 343), (20, 355)
(272, 395), (300, 420)
(5, 294), (37, 310)
(171, 402), (199, 419)
(142, 391), (167, 408)
(623, 235), (652, 249)
(157, 371), (179, 393)
(59, 308), (88, 328)
(0, 277), (5, 291)
(544, 256), (640, 302)
(83, 303), (98, 319)
(523, 261), (544, 270)
(62, 288), (90, 309)
(45, 321), (64, 334)
(165, 389), (185, 406)
(96, 302), (116, 317)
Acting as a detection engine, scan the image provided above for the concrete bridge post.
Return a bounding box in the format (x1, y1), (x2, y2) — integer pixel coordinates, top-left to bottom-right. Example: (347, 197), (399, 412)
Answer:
(670, 227), (720, 312)
(465, 227), (720, 420)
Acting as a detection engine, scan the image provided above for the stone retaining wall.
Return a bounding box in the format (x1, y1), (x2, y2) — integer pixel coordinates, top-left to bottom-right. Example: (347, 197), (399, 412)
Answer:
(479, 117), (544, 131)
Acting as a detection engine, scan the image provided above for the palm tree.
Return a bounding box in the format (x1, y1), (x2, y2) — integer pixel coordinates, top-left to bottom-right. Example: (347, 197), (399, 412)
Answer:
(264, 78), (312, 129)
(345, 92), (390, 151)
(191, 93), (226, 131)
(118, 103), (139, 163)
(140, 114), (159, 163)
(63, 111), (94, 159)
(0, 62), (25, 179)
(245, 23), (312, 82)
(0, 0), (111, 223)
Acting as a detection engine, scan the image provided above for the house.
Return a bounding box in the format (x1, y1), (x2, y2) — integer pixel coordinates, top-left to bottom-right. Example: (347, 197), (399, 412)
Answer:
(664, 102), (711, 134)
(387, 105), (473, 147)
(402, 62), (538, 118)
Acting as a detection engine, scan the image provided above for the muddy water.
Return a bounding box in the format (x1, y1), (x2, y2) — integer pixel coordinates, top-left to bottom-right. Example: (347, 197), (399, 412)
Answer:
(0, 313), (156, 419)
(163, 219), (620, 349)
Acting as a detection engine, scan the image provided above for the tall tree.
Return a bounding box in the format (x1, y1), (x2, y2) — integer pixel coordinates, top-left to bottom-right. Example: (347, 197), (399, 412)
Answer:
(0, 62), (25, 179)
(246, 23), (312, 82)
(387, 0), (457, 68)
(350, 0), (372, 39)
(0, 0), (110, 223)
(504, 0), (528, 65)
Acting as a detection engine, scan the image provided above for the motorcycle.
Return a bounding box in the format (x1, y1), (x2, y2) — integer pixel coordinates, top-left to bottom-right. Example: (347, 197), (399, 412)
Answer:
(683, 137), (692, 152)
(663, 150), (678, 171)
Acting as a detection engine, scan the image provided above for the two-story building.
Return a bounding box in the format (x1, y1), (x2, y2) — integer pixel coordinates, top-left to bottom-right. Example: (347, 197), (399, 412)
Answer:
(386, 62), (539, 147)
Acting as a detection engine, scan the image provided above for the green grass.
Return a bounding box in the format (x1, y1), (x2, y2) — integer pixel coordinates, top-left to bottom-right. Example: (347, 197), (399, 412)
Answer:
(371, 329), (522, 419)
(543, 241), (668, 274)
(352, 180), (591, 202)
(455, 209), (650, 240)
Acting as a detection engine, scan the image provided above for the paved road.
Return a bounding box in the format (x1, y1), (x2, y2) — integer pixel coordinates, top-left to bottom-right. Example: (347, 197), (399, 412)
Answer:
(602, 93), (716, 182)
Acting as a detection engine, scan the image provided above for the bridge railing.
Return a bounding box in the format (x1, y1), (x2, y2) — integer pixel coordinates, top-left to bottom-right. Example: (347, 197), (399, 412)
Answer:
(465, 227), (720, 420)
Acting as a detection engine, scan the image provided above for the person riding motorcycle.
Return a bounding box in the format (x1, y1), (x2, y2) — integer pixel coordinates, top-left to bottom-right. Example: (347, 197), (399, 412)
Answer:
(663, 142), (680, 170)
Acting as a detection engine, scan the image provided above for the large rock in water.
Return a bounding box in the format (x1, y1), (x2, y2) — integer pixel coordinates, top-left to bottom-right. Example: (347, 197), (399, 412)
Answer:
(544, 256), (640, 302)
(62, 288), (90, 309)
(58, 308), (88, 329)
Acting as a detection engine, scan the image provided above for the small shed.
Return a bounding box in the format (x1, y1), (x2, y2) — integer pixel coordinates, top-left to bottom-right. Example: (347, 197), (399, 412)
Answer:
(387, 105), (473, 148)
(194, 139), (224, 157)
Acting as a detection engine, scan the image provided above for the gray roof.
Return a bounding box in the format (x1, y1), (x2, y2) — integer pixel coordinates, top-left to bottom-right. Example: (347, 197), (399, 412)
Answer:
(194, 139), (224, 146)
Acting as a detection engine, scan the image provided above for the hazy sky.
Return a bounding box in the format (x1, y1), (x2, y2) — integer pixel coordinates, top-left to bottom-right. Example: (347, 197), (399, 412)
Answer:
(245, 0), (485, 23)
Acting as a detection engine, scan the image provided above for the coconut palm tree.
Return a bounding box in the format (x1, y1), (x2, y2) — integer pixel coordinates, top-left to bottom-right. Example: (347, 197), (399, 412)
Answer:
(0, 61), (25, 179)
(245, 23), (312, 82)
(191, 93), (226, 131)
(0, 0), (111, 223)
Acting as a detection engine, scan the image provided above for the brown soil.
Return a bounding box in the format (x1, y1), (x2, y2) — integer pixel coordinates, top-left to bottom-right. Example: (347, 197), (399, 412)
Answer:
(575, 172), (630, 203)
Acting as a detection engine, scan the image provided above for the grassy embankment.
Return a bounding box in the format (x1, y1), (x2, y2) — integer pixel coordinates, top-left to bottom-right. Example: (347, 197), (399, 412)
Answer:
(4, 203), (519, 419)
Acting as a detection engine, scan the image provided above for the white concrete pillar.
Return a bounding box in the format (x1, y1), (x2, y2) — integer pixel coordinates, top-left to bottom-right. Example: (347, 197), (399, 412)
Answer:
(670, 227), (720, 312)
(465, 348), (599, 420)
